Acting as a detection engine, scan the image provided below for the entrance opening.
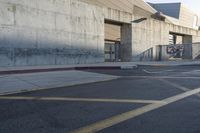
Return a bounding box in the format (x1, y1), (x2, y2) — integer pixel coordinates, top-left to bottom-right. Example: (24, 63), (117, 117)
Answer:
(104, 21), (121, 62)
(169, 33), (183, 44)
(104, 20), (132, 62)
(105, 40), (120, 62)
(169, 32), (192, 45)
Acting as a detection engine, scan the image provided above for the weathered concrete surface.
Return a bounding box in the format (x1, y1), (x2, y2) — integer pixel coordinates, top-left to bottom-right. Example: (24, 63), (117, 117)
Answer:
(0, 0), (104, 66)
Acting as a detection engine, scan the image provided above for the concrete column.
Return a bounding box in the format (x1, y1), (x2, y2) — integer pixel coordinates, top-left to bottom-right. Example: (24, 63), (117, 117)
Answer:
(183, 35), (192, 44)
(120, 24), (132, 62)
(182, 44), (192, 59)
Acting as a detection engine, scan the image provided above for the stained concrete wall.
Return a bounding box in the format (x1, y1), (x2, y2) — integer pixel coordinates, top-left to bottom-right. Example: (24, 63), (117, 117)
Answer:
(0, 0), (104, 66)
(1, 0), (200, 66)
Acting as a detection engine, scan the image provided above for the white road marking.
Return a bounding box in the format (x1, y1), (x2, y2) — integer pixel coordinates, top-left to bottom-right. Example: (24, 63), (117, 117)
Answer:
(70, 87), (200, 133)
(0, 96), (165, 104)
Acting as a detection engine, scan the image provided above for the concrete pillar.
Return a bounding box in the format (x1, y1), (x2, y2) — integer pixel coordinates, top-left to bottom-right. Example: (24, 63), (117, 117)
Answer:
(182, 44), (192, 59)
(120, 24), (132, 62)
(183, 35), (192, 44)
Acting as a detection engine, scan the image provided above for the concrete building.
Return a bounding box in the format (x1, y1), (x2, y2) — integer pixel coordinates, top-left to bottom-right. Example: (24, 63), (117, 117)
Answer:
(0, 0), (200, 66)
(149, 2), (200, 29)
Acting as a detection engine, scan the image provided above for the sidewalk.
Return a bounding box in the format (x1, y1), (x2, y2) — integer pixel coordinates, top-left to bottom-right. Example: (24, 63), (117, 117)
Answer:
(0, 70), (118, 95)
(0, 62), (135, 95)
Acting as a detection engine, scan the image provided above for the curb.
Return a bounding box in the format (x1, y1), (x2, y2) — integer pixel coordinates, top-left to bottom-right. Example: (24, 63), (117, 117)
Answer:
(0, 65), (138, 75)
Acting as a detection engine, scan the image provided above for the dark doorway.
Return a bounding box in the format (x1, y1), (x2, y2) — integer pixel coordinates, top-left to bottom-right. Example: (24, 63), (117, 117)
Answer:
(105, 40), (120, 62)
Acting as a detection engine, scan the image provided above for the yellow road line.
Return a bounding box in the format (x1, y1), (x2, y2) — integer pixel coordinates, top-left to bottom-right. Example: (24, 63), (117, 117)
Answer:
(0, 96), (165, 104)
(70, 87), (200, 133)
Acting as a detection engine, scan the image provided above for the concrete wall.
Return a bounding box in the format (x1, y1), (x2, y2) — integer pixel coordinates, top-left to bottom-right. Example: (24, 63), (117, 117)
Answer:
(132, 16), (169, 61)
(1, 0), (200, 66)
(80, 0), (156, 15)
(193, 35), (200, 43)
(0, 0), (104, 66)
(179, 4), (198, 29)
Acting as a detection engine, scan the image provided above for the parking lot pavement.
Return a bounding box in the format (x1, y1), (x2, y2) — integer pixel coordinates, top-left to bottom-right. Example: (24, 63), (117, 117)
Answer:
(0, 65), (200, 133)
(99, 96), (200, 133)
(0, 99), (146, 133)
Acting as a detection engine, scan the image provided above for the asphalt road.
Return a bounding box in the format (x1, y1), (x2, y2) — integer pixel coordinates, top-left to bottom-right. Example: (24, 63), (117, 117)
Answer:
(1, 65), (200, 133)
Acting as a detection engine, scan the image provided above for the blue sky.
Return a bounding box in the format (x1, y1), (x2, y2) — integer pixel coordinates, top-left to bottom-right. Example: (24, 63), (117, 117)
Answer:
(145, 0), (200, 13)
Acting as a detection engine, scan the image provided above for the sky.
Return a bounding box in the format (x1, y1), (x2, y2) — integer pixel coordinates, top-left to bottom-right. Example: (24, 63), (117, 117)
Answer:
(145, 0), (200, 14)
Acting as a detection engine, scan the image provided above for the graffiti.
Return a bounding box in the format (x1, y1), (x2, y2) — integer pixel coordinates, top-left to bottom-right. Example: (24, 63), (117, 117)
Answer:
(167, 45), (184, 57)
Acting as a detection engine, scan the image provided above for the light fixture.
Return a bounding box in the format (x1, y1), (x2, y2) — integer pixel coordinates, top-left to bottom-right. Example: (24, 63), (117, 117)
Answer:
(131, 18), (147, 23)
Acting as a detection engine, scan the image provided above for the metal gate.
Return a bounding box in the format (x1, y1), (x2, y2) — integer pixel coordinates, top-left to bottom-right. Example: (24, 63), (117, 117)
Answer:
(104, 41), (120, 62)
